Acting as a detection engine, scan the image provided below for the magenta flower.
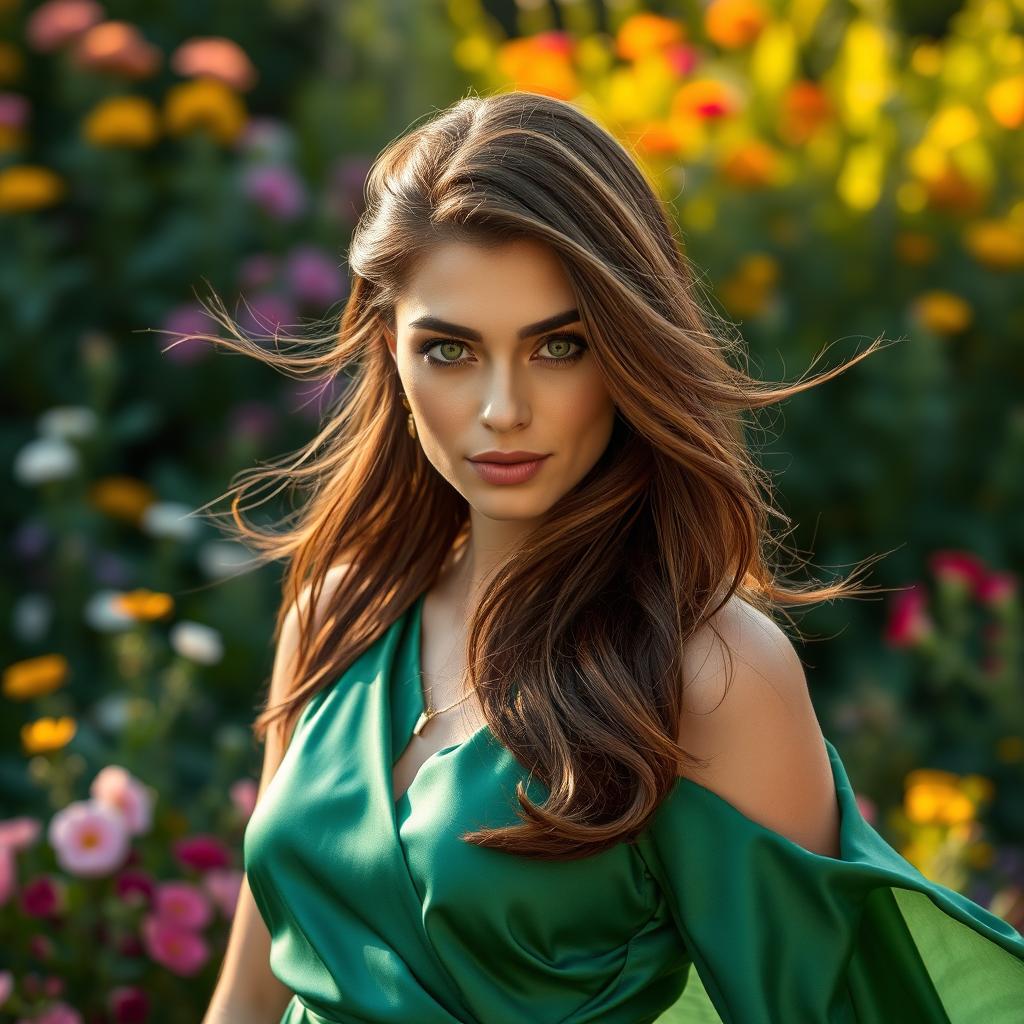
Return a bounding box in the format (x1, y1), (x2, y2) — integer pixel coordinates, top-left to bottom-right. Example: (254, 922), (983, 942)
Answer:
(238, 292), (297, 337)
(0, 848), (13, 906)
(285, 244), (345, 308)
(115, 866), (156, 907)
(928, 549), (988, 594)
(977, 570), (1018, 606)
(229, 777), (258, 819)
(26, 0), (103, 52)
(884, 584), (934, 648)
(109, 986), (149, 1024)
(19, 875), (65, 918)
(173, 833), (231, 872)
(159, 303), (219, 365)
(90, 765), (155, 836)
(153, 880), (213, 929)
(202, 867), (244, 918)
(242, 163), (307, 221)
(0, 93), (29, 130)
(141, 914), (210, 976)
(48, 799), (130, 877)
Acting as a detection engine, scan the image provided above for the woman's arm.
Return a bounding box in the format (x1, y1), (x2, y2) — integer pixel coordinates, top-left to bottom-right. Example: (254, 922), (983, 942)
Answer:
(202, 564), (351, 1023)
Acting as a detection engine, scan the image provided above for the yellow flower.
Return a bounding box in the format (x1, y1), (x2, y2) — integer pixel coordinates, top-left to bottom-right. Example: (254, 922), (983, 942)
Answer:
(0, 164), (65, 212)
(705, 0), (768, 50)
(3, 654), (69, 701)
(113, 588), (174, 621)
(164, 77), (246, 145)
(614, 13), (684, 62)
(21, 716), (77, 755)
(496, 36), (578, 101)
(904, 778), (975, 826)
(986, 75), (1024, 130)
(894, 231), (937, 266)
(82, 95), (160, 148)
(88, 475), (155, 523)
(718, 254), (778, 317)
(963, 219), (1024, 270)
(719, 140), (779, 188)
(912, 291), (973, 335)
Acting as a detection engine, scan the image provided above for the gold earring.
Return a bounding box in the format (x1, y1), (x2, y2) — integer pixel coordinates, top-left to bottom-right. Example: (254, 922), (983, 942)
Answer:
(399, 392), (416, 439)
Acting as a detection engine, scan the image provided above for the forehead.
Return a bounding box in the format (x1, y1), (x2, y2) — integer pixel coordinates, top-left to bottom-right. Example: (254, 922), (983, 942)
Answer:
(396, 238), (576, 326)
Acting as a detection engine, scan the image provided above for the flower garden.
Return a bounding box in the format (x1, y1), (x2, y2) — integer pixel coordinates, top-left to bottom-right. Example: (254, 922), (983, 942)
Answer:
(1, 0), (1022, 1020)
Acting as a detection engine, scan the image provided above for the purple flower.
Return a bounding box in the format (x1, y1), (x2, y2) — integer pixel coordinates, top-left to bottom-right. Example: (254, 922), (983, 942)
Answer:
(160, 303), (219, 365)
(12, 519), (50, 560)
(285, 244), (345, 308)
(0, 92), (29, 129)
(242, 163), (306, 221)
(237, 252), (278, 290)
(238, 292), (297, 336)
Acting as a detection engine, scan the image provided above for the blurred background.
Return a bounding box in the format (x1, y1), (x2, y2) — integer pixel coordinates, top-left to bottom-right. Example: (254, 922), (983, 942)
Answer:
(1, 0), (1022, 1019)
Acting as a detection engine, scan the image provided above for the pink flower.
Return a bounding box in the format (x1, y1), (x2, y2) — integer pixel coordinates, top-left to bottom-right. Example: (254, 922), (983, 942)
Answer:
(928, 549), (988, 593)
(0, 847), (14, 907)
(171, 36), (257, 92)
(153, 880), (213, 929)
(23, 1002), (82, 1024)
(229, 777), (259, 819)
(0, 93), (30, 130)
(854, 793), (876, 826)
(238, 292), (297, 337)
(664, 42), (700, 76)
(884, 584), (934, 648)
(532, 30), (573, 56)
(115, 866), (156, 907)
(26, 0), (103, 52)
(977, 570), (1018, 606)
(202, 867), (243, 918)
(285, 244), (344, 308)
(19, 875), (65, 918)
(141, 914), (210, 976)
(0, 816), (43, 851)
(108, 985), (149, 1024)
(90, 765), (155, 836)
(241, 164), (306, 221)
(159, 303), (219, 365)
(0, 969), (13, 1005)
(72, 20), (162, 79)
(48, 799), (130, 877)
(173, 834), (231, 872)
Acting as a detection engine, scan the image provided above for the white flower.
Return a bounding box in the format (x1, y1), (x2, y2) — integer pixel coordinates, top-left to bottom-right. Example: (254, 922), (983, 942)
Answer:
(83, 591), (137, 633)
(92, 693), (132, 734)
(12, 593), (53, 643)
(37, 405), (99, 442)
(13, 437), (80, 485)
(170, 620), (224, 665)
(141, 501), (201, 542)
(197, 540), (259, 579)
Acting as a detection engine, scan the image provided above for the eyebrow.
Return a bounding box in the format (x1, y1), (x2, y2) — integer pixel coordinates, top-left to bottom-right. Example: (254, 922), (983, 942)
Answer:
(407, 308), (581, 342)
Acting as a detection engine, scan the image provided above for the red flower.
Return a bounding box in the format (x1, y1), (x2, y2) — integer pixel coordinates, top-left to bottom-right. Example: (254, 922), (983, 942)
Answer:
(884, 585), (934, 648)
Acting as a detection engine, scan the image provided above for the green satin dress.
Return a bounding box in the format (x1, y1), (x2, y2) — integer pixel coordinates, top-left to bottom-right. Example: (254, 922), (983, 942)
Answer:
(243, 590), (1024, 1023)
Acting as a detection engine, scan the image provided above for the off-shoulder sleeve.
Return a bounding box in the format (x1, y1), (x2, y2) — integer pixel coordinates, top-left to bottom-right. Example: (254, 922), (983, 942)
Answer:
(636, 737), (1024, 1024)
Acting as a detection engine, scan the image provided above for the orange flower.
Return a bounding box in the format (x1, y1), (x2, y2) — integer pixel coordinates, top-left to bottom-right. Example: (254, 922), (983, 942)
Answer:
(705, 0), (768, 50)
(82, 95), (160, 147)
(614, 13), (684, 62)
(21, 716), (77, 755)
(963, 218), (1024, 270)
(73, 20), (161, 79)
(0, 164), (65, 212)
(630, 119), (680, 156)
(671, 79), (740, 120)
(497, 36), (578, 101)
(3, 654), (69, 700)
(912, 290), (973, 335)
(88, 475), (156, 523)
(779, 80), (832, 145)
(922, 162), (986, 215)
(986, 75), (1024, 130)
(171, 36), (257, 92)
(719, 139), (778, 188)
(113, 588), (175, 621)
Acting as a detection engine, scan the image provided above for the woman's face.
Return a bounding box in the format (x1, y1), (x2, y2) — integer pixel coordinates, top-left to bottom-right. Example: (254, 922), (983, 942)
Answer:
(388, 237), (617, 523)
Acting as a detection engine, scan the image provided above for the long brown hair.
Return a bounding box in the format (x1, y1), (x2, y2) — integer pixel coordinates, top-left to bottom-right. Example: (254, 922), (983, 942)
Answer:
(175, 88), (898, 860)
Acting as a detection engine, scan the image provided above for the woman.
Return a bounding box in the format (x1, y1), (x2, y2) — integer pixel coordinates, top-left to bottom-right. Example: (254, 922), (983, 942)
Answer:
(199, 91), (1024, 1023)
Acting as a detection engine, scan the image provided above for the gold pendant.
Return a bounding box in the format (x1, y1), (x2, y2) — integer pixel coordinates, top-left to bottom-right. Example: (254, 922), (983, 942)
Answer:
(413, 710), (432, 736)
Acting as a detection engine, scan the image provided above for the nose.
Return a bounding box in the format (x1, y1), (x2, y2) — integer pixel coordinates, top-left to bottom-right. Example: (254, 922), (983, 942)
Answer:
(479, 364), (530, 432)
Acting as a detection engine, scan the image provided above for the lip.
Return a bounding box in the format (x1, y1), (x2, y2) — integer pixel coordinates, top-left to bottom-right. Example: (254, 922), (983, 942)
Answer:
(467, 450), (549, 464)
(465, 453), (550, 486)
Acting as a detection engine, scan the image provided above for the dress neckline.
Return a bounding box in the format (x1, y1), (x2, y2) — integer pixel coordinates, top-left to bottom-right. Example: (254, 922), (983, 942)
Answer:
(388, 590), (492, 810)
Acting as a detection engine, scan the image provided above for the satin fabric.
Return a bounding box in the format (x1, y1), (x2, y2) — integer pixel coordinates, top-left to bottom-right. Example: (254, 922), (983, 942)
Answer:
(244, 590), (1024, 1023)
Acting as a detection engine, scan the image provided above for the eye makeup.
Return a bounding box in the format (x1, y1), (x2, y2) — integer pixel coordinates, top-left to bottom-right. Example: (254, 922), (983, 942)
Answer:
(416, 332), (588, 369)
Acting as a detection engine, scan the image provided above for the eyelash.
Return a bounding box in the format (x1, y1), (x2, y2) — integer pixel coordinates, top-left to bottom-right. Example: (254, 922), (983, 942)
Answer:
(416, 332), (588, 369)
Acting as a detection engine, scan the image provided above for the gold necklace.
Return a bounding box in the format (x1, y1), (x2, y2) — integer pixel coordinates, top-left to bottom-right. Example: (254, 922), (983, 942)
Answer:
(413, 687), (476, 736)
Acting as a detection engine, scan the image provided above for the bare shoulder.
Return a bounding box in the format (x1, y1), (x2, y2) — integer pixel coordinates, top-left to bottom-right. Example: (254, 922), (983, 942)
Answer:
(675, 595), (841, 857)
